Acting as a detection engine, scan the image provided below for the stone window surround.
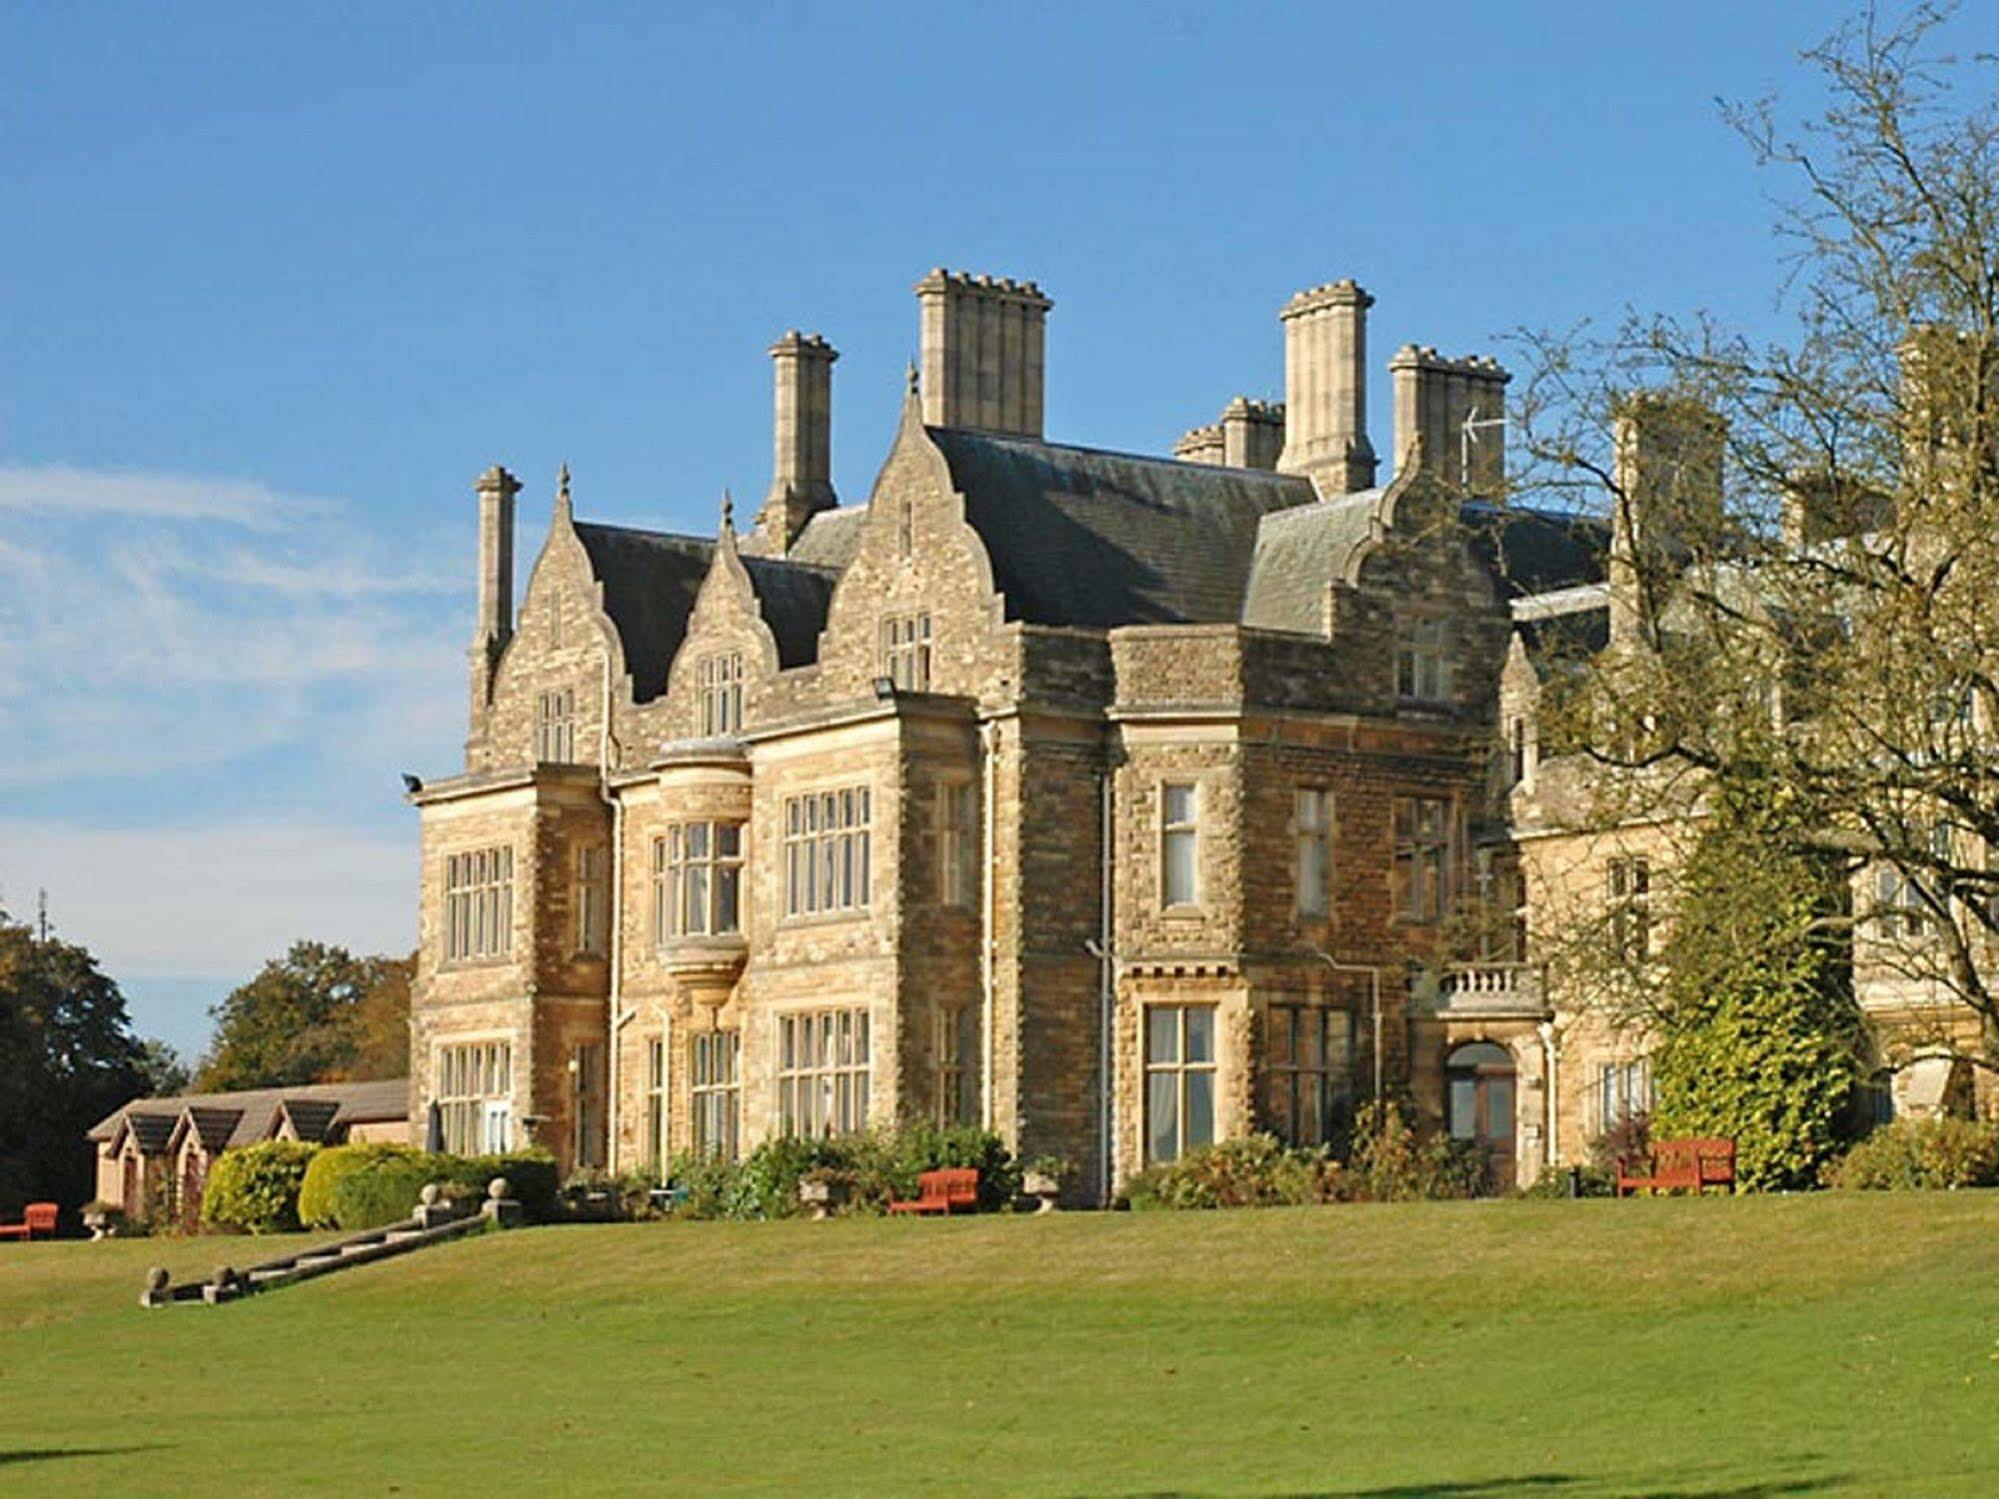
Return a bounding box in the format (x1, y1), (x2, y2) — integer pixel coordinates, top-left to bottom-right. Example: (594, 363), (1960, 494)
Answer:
(1607, 855), (1653, 960)
(781, 783), (874, 923)
(645, 1034), (668, 1170)
(1390, 794), (1455, 926)
(881, 610), (933, 692)
(691, 1028), (741, 1160)
(442, 844), (515, 967)
(1396, 614), (1452, 705)
(777, 1005), (872, 1138)
(1143, 1002), (1217, 1164)
(433, 1032), (515, 1155)
(936, 777), (977, 909)
(575, 842), (609, 957)
(697, 651), (745, 737)
(1159, 779), (1204, 914)
(651, 821), (746, 942)
(535, 687), (577, 764)
(1293, 785), (1334, 920)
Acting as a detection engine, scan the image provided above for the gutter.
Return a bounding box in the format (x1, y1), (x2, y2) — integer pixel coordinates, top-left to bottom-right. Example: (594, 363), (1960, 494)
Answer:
(980, 718), (998, 1132)
(599, 648), (634, 1175)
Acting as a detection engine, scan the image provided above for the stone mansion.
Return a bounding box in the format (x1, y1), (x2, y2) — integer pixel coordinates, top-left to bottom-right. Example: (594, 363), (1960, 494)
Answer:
(404, 266), (1979, 1201)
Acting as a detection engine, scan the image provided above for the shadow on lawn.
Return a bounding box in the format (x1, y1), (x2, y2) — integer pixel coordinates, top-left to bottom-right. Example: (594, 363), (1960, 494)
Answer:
(1101, 1475), (1844, 1499)
(0, 1445), (167, 1467)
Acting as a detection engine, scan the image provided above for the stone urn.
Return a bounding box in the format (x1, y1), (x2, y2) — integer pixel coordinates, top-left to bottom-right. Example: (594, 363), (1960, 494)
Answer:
(1023, 1171), (1062, 1214)
(797, 1176), (845, 1221)
(82, 1204), (120, 1241)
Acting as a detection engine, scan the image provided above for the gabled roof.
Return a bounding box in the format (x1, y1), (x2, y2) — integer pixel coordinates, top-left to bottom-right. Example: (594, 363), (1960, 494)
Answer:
(277, 1098), (343, 1143)
(741, 556), (841, 668)
(182, 1107), (244, 1153)
(928, 428), (1318, 628)
(571, 522), (714, 701)
(88, 1078), (410, 1149)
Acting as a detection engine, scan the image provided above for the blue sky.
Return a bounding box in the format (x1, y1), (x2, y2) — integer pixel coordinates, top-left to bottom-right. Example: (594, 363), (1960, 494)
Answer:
(0, 1), (1923, 1058)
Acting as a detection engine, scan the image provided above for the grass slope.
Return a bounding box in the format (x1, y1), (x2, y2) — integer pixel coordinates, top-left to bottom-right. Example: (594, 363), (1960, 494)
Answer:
(1, 1194), (1996, 1497)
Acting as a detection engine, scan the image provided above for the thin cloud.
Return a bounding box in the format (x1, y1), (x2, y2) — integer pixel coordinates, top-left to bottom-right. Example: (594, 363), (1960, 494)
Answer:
(0, 463), (329, 530)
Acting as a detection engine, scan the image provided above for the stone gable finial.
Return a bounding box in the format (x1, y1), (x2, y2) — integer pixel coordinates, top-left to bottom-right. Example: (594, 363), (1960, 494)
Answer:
(720, 488), (734, 532)
(557, 462), (571, 508)
(905, 358), (920, 398)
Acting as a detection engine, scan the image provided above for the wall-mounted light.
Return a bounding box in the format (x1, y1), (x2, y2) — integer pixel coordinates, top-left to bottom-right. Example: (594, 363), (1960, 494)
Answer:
(872, 676), (895, 701)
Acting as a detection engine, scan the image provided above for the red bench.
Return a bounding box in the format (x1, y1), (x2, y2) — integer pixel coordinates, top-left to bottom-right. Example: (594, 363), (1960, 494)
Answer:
(0, 1203), (58, 1241)
(888, 1168), (980, 1216)
(1618, 1138), (1736, 1196)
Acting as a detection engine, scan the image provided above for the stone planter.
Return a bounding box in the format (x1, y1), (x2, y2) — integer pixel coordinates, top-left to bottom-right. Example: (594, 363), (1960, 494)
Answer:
(1022, 1171), (1061, 1214)
(798, 1178), (844, 1221)
(83, 1207), (119, 1241)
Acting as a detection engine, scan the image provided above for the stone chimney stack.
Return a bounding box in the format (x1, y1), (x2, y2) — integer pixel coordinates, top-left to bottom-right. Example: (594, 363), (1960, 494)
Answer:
(1389, 346), (1510, 492)
(468, 463), (520, 746)
(1607, 393), (1726, 647)
(756, 330), (838, 552)
(1175, 398), (1286, 470)
(474, 464), (519, 656)
(915, 269), (1053, 437)
(1276, 280), (1377, 493)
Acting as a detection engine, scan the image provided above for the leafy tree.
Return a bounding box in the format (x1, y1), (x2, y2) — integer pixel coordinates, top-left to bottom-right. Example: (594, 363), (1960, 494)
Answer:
(196, 942), (411, 1091)
(0, 908), (154, 1214)
(1650, 773), (1864, 1188)
(135, 1037), (191, 1098)
(1514, 4), (1999, 1084)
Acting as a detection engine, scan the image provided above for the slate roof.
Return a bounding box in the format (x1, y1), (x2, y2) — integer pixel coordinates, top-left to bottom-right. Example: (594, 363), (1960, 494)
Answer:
(741, 556), (840, 668)
(1242, 490), (1387, 634)
(788, 505), (868, 571)
(928, 428), (1318, 628)
(1517, 606), (1612, 671)
(1460, 501), (1609, 599)
(571, 522), (714, 701)
(89, 1078), (409, 1150)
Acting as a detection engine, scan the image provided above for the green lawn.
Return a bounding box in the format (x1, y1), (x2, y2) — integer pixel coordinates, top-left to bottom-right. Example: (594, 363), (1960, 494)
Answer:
(1, 1194), (1995, 1497)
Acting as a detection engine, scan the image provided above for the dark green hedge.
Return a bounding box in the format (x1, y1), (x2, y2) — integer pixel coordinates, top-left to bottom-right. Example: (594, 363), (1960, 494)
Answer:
(670, 1125), (1021, 1220)
(300, 1142), (559, 1230)
(200, 1140), (321, 1233)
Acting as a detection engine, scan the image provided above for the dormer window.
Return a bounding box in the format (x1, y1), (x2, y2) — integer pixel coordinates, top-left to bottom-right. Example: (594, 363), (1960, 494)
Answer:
(1396, 618), (1450, 704)
(534, 689), (575, 763)
(698, 652), (744, 736)
(882, 612), (932, 691)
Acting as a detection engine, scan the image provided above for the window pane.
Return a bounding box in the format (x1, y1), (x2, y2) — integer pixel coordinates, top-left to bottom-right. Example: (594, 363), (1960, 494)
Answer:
(1146, 1073), (1180, 1162)
(1164, 784), (1195, 824)
(1448, 1075), (1478, 1139)
(1185, 1071), (1214, 1150)
(1184, 1007), (1214, 1063)
(1147, 1008), (1179, 1063)
(1164, 830), (1198, 905)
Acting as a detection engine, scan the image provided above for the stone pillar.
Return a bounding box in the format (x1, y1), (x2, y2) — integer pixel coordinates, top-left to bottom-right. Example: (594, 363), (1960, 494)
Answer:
(755, 331), (838, 552)
(1221, 397), (1286, 470)
(915, 269), (1054, 437)
(1173, 422), (1225, 465)
(1277, 280), (1377, 492)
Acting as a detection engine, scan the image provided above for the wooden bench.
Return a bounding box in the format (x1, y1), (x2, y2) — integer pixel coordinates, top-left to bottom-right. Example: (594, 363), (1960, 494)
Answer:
(0, 1203), (59, 1241)
(888, 1167), (980, 1216)
(1617, 1138), (1736, 1196)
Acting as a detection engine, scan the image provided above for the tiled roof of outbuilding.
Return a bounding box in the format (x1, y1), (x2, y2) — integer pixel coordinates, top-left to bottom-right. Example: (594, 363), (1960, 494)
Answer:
(929, 428), (1318, 628)
(88, 1078), (409, 1149)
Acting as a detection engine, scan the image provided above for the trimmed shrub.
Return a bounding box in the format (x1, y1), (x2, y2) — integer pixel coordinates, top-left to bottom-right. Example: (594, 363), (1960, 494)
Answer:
(298, 1143), (417, 1229)
(306, 1144), (559, 1230)
(200, 1140), (320, 1234)
(668, 1125), (1019, 1220)
(1124, 1134), (1340, 1211)
(1825, 1118), (1999, 1190)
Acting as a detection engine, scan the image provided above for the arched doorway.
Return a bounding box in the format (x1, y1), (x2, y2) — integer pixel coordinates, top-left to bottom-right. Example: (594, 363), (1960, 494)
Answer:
(1446, 1041), (1517, 1191)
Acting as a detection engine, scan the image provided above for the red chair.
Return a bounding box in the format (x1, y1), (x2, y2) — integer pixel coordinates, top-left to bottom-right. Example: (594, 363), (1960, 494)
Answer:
(0, 1203), (59, 1241)
(888, 1169), (980, 1216)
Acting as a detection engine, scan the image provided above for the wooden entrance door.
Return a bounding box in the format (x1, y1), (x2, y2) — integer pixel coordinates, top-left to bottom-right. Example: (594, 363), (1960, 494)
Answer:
(1446, 1041), (1517, 1191)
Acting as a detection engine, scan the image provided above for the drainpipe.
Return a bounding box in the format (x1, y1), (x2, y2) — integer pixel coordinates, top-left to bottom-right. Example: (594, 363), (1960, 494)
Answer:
(599, 648), (632, 1175)
(1093, 767), (1116, 1204)
(980, 719), (999, 1133)
(1537, 1018), (1559, 1170)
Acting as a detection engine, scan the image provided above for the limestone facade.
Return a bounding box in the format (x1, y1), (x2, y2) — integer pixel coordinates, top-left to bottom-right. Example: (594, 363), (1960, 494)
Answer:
(408, 266), (1627, 1199)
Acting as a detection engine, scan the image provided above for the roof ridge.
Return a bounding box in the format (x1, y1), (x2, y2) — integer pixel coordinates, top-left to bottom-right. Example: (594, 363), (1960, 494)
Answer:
(928, 425), (1312, 481)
